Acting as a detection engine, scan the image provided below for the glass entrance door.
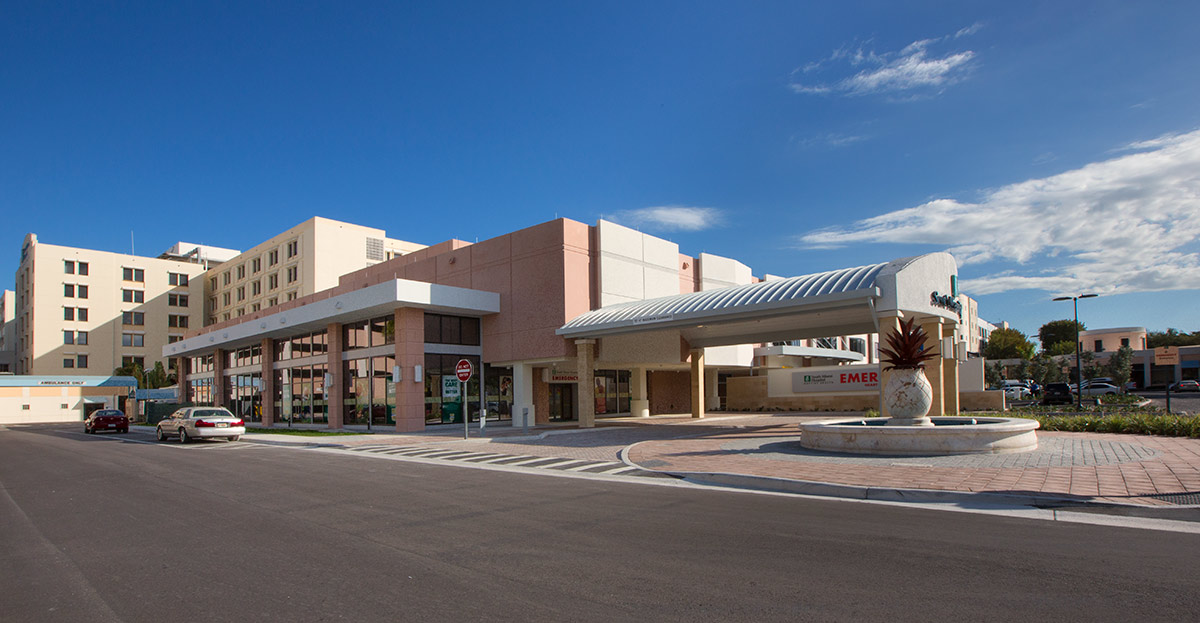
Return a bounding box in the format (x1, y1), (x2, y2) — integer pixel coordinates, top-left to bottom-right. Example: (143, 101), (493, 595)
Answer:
(548, 383), (575, 422)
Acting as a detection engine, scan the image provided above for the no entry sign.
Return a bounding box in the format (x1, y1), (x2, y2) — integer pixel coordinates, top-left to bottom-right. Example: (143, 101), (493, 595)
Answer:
(455, 359), (474, 382)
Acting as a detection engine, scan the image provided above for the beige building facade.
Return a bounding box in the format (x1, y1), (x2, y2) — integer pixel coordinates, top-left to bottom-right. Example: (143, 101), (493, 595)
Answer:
(12, 234), (216, 376)
(203, 217), (426, 325)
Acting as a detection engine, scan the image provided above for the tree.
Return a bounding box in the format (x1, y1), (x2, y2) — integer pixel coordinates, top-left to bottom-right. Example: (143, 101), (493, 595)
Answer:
(1038, 319), (1085, 351)
(1028, 352), (1066, 386)
(113, 363), (145, 388)
(1079, 351), (1101, 384)
(1105, 345), (1135, 391)
(1043, 341), (1076, 357)
(144, 361), (174, 389)
(985, 360), (1003, 388)
(983, 328), (1036, 360)
(1147, 328), (1200, 348)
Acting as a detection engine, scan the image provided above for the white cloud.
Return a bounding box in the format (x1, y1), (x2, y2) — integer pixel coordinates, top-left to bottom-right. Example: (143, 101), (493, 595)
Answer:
(790, 29), (977, 98)
(796, 129), (1200, 296)
(793, 132), (869, 149)
(608, 206), (723, 232)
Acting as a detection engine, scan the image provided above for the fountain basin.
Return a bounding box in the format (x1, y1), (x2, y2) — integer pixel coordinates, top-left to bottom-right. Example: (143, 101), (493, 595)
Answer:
(799, 416), (1039, 456)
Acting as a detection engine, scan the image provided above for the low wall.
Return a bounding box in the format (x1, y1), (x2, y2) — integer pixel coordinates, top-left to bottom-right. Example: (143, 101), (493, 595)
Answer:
(961, 390), (1006, 412)
(727, 376), (877, 412)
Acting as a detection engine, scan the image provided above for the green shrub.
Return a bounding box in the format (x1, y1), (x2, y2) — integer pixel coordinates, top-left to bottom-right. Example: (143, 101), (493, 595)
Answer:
(1027, 412), (1200, 438)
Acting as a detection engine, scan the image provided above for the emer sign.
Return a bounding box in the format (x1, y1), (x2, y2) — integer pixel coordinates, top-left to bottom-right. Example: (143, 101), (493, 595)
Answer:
(792, 365), (880, 393)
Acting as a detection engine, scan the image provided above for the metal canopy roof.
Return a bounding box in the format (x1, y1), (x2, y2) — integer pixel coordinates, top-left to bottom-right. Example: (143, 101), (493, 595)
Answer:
(558, 260), (894, 347)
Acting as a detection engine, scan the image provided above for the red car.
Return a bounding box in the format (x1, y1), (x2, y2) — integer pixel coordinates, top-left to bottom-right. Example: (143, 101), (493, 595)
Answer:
(85, 409), (129, 434)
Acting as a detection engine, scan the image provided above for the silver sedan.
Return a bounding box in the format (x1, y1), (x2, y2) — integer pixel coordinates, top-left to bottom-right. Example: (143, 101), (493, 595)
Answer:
(157, 407), (246, 443)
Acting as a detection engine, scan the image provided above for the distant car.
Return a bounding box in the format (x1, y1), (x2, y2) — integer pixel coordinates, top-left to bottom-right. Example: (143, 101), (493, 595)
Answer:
(1002, 385), (1031, 400)
(85, 409), (129, 434)
(1042, 383), (1073, 405)
(156, 407), (245, 443)
(1169, 380), (1200, 392)
(1078, 382), (1120, 397)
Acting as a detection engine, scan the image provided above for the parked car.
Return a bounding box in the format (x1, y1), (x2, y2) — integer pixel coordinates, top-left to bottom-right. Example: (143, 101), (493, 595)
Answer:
(1041, 383), (1073, 405)
(84, 409), (129, 434)
(1169, 380), (1200, 392)
(156, 407), (245, 443)
(1001, 385), (1031, 400)
(1077, 382), (1120, 397)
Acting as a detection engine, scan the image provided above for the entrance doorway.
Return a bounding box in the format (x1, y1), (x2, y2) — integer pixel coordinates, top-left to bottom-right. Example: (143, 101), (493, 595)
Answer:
(548, 383), (575, 421)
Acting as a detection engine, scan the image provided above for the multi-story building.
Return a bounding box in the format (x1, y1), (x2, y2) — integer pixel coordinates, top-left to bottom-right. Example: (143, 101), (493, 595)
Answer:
(202, 217), (426, 325)
(11, 234), (234, 376)
(166, 217), (968, 431)
(955, 293), (997, 356)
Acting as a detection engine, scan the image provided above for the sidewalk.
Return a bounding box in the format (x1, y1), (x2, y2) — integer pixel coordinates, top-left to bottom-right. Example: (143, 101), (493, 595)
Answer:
(147, 412), (1200, 510)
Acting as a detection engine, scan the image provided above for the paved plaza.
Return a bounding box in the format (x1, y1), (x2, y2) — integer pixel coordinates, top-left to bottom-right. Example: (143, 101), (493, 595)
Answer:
(208, 412), (1200, 508)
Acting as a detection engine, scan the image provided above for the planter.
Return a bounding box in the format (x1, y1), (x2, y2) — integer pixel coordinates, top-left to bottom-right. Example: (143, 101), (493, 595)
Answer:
(884, 367), (933, 425)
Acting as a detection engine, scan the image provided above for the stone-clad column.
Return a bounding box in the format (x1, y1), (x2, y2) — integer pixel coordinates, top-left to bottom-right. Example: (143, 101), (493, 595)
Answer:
(690, 348), (705, 419)
(877, 314), (902, 418)
(327, 323), (344, 429)
(260, 338), (275, 427)
(513, 363), (537, 427)
(942, 325), (960, 415)
(212, 349), (227, 408)
(630, 367), (649, 417)
(576, 340), (595, 428)
(394, 308), (425, 432)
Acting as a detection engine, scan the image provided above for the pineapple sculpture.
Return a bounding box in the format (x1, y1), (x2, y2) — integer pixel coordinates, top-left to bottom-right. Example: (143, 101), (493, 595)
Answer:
(879, 317), (939, 425)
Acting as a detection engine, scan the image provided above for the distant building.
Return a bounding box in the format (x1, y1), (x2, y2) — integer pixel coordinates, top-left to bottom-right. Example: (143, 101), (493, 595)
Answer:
(1079, 327), (1148, 353)
(10, 234), (235, 376)
(201, 217), (426, 325)
(0, 289), (15, 372)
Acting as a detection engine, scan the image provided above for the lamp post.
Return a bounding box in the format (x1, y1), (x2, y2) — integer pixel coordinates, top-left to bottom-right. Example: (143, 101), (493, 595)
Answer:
(1052, 294), (1097, 410)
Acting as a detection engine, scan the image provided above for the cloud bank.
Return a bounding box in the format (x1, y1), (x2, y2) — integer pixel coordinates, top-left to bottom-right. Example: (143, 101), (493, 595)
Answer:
(797, 129), (1200, 296)
(607, 206), (723, 232)
(791, 27), (979, 98)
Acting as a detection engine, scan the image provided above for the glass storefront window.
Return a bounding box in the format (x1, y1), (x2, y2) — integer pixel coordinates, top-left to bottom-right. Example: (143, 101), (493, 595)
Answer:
(424, 353), (481, 424)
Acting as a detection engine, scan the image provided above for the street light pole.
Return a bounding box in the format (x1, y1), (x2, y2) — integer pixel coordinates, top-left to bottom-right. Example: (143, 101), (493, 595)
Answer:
(1052, 294), (1097, 410)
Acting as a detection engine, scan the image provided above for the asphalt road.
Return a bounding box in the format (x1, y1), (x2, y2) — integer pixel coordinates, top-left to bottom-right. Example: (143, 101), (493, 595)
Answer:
(3, 424), (1199, 622)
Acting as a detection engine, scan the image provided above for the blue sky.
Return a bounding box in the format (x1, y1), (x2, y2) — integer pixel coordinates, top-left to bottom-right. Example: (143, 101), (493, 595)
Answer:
(3, 1), (1199, 340)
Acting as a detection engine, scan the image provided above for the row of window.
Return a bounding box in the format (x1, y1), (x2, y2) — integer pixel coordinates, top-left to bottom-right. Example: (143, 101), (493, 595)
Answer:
(63, 354), (88, 368)
(64, 260), (90, 275)
(214, 270), (295, 309)
(213, 239), (300, 290)
(64, 284), (89, 298)
(117, 311), (189, 328)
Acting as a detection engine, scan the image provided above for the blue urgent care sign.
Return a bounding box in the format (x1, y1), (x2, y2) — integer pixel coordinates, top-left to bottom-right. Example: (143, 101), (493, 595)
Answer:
(791, 366), (880, 393)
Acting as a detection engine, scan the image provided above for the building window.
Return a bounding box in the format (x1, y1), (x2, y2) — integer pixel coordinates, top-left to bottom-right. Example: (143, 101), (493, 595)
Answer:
(251, 303), (260, 312)
(237, 286), (245, 302)
(236, 308), (245, 317)
(79, 262), (89, 275)
(1094, 340), (1104, 352)
(64, 330), (74, 345)
(169, 272), (189, 286)
(122, 333), (145, 347)
(64, 284), (75, 297)
(223, 313), (231, 321)
(251, 280), (261, 296)
(286, 239), (299, 258)
(251, 257), (262, 273)
(223, 292), (231, 306)
(236, 264), (245, 280)
(122, 311), (144, 326)
(64, 307), (75, 321)
(122, 356), (145, 369)
(122, 289), (145, 303)
(169, 293), (189, 307)
(268, 273), (278, 290)
(168, 314), (189, 328)
(77, 354), (88, 368)
(77, 331), (88, 345)
(423, 313), (481, 346)
(64, 260), (75, 274)
(122, 267), (145, 282)
(223, 271), (231, 286)
(286, 266), (298, 283)
(268, 249), (279, 266)
(267, 297), (278, 307)
(168, 335), (182, 343)
(210, 277), (218, 291)
(78, 308), (87, 321)
(1121, 338), (1130, 347)
(286, 291), (297, 301)
(63, 357), (75, 368)
(78, 285), (88, 299)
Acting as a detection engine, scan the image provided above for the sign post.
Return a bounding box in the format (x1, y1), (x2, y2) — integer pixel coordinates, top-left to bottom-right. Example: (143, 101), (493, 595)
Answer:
(456, 359), (473, 439)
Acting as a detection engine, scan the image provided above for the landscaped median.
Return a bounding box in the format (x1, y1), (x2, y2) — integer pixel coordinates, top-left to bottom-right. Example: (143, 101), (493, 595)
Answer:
(1008, 396), (1200, 438)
